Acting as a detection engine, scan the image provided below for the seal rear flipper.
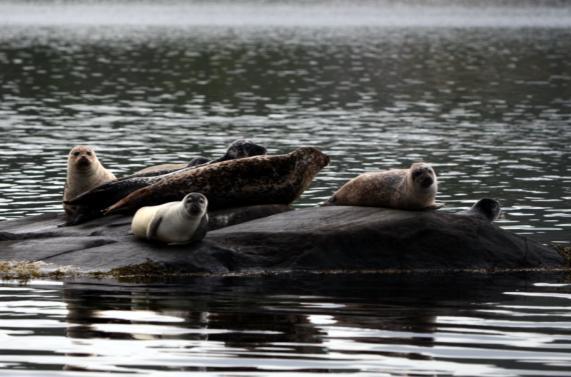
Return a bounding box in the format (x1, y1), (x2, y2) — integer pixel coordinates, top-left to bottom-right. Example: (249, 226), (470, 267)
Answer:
(62, 207), (103, 226)
(66, 178), (151, 209)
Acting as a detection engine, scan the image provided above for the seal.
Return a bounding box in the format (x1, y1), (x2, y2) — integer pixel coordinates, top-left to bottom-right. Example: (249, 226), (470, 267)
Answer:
(65, 139), (268, 224)
(103, 146), (329, 215)
(324, 162), (439, 210)
(63, 145), (116, 223)
(460, 198), (501, 222)
(130, 139), (267, 178)
(131, 157), (210, 176)
(131, 192), (209, 244)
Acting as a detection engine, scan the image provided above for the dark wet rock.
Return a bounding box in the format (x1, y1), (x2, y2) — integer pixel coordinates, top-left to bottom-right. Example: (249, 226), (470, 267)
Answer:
(0, 206), (566, 278)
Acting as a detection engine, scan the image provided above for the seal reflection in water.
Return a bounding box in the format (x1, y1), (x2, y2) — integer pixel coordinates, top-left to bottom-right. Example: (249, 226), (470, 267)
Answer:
(131, 193), (209, 245)
(63, 145), (116, 221)
(325, 162), (440, 210)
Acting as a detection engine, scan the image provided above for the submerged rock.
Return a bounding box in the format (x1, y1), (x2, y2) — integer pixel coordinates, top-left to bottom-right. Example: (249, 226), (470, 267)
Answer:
(0, 206), (566, 278)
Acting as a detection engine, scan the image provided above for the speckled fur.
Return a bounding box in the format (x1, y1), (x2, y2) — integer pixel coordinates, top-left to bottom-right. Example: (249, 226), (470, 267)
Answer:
(325, 162), (438, 210)
(105, 147), (329, 215)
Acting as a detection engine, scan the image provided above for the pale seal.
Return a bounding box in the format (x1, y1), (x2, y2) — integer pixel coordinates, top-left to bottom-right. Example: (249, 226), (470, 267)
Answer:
(102, 146), (329, 215)
(131, 192), (209, 245)
(460, 198), (501, 222)
(324, 162), (439, 210)
(63, 145), (116, 222)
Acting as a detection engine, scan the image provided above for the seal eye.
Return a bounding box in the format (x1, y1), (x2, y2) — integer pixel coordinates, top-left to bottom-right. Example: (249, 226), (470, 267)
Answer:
(412, 170), (422, 178)
(73, 152), (80, 157)
(86, 151), (92, 156)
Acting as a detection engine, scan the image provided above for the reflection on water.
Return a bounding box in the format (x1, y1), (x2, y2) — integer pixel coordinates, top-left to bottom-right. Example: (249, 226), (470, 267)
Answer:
(0, 274), (570, 375)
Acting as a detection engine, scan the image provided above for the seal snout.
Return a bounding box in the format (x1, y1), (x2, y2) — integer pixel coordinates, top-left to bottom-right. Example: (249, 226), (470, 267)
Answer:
(420, 175), (434, 188)
(76, 155), (91, 167)
(189, 202), (203, 214)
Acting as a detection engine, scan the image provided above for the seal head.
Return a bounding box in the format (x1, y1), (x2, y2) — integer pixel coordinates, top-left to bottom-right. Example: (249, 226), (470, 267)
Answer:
(182, 192), (208, 217)
(211, 139), (268, 163)
(462, 198), (501, 222)
(63, 145), (116, 224)
(409, 162), (437, 194)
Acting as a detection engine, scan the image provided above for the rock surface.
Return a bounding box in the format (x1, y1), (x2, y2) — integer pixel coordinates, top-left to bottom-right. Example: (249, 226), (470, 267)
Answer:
(0, 206), (566, 278)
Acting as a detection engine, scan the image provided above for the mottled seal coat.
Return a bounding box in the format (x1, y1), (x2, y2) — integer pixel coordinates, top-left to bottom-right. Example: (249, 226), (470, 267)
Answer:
(65, 140), (267, 224)
(105, 146), (330, 215)
(131, 193), (209, 244)
(461, 198), (501, 222)
(324, 162), (439, 210)
(63, 145), (116, 222)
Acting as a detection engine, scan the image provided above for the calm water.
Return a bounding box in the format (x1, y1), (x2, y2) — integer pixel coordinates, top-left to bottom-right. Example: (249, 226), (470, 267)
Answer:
(1, 274), (571, 376)
(0, 2), (570, 375)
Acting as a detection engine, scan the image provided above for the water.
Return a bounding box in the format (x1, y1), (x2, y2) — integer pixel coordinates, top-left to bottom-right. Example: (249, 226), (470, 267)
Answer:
(1, 274), (571, 376)
(0, 1), (570, 375)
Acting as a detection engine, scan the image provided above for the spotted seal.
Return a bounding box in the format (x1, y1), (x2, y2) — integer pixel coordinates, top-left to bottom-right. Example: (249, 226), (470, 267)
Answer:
(324, 162), (440, 210)
(104, 146), (330, 215)
(63, 145), (116, 223)
(131, 192), (209, 244)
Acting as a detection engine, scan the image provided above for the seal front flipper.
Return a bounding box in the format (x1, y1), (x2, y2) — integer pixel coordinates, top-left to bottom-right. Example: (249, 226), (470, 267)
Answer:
(146, 215), (163, 241)
(427, 202), (445, 210)
(190, 214), (209, 243)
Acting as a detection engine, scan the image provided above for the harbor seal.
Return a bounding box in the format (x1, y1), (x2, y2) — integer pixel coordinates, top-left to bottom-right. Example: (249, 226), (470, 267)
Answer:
(63, 145), (116, 223)
(64, 139), (268, 225)
(103, 146), (329, 215)
(131, 192), (209, 244)
(324, 162), (439, 210)
(131, 157), (210, 176)
(460, 198), (501, 222)
(130, 139), (267, 178)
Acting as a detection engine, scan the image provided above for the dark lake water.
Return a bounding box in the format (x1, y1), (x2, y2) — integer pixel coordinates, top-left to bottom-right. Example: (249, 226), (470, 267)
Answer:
(1, 274), (571, 376)
(0, 1), (570, 375)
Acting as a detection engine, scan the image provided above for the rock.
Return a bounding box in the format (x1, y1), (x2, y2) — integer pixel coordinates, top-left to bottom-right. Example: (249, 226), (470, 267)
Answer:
(0, 206), (566, 278)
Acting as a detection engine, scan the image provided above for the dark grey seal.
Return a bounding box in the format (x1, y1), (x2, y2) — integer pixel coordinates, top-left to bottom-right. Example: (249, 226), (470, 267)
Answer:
(460, 198), (501, 222)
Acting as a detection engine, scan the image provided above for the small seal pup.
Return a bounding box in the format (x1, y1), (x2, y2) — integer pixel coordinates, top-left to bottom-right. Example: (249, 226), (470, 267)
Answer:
(131, 192), (209, 244)
(460, 198), (501, 222)
(63, 145), (116, 223)
(324, 162), (440, 210)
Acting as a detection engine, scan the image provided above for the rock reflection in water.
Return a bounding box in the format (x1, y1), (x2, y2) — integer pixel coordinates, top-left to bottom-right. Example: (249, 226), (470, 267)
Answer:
(58, 273), (570, 374)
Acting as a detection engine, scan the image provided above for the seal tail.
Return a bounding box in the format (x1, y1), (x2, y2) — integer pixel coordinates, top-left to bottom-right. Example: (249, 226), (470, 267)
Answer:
(320, 195), (336, 207)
